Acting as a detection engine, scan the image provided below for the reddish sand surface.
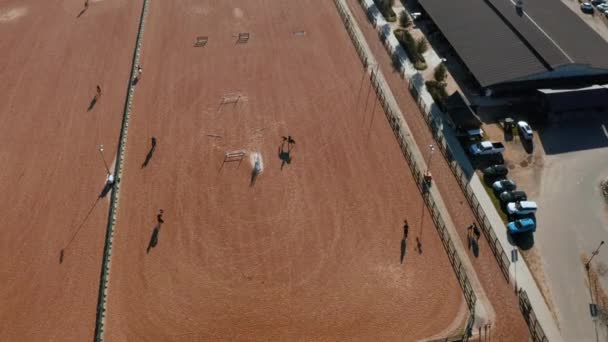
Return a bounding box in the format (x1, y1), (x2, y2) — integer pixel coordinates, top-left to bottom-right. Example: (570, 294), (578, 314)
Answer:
(0, 0), (141, 341)
(105, 0), (466, 341)
(346, 1), (531, 340)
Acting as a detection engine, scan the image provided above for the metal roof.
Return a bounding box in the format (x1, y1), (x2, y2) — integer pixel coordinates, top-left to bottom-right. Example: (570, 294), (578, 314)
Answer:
(419, 0), (608, 88)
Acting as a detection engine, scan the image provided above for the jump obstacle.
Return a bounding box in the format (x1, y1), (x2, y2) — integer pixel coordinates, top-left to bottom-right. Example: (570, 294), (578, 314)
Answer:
(194, 36), (208, 47)
(220, 93), (241, 105)
(223, 150), (247, 163)
(236, 32), (250, 44)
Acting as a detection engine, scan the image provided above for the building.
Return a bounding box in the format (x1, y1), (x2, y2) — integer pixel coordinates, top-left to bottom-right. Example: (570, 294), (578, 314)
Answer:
(418, 0), (608, 99)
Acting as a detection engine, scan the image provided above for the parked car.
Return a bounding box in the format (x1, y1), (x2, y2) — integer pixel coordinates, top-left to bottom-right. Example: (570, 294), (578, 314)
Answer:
(469, 141), (505, 156)
(507, 201), (538, 215)
(581, 2), (594, 13)
(507, 218), (536, 234)
(492, 179), (517, 192)
(592, 0), (605, 5)
(499, 190), (527, 204)
(459, 128), (484, 141)
(597, 3), (608, 10)
(517, 121), (533, 140)
(483, 164), (509, 177)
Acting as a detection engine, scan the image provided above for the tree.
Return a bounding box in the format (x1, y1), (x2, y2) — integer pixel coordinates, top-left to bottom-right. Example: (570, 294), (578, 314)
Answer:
(416, 37), (428, 55)
(434, 63), (447, 83)
(400, 11), (412, 28)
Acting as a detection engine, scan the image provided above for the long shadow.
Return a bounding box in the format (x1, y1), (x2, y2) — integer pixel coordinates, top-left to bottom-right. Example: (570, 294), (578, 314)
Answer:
(61, 194), (103, 263)
(521, 137), (534, 154)
(141, 144), (156, 168)
(471, 238), (479, 258)
(146, 224), (161, 253)
(400, 238), (406, 263)
(87, 96), (98, 111)
(76, 8), (87, 18)
(250, 168), (259, 187)
(99, 181), (113, 198)
(141, 150), (154, 168)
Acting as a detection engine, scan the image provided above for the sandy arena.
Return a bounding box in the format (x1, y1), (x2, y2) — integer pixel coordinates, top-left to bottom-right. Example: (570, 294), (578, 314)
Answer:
(0, 0), (142, 340)
(103, 0), (467, 341)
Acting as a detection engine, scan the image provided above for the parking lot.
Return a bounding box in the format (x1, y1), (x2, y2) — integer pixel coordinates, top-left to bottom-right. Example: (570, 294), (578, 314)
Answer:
(567, 0), (608, 43)
(476, 113), (608, 342)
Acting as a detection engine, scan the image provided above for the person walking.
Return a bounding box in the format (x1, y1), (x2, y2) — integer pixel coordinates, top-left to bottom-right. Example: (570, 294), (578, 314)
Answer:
(473, 223), (481, 241)
(157, 209), (164, 225)
(134, 65), (143, 84)
(403, 220), (409, 239)
(96, 85), (102, 98)
(151, 136), (157, 150)
(84, 0), (89, 9)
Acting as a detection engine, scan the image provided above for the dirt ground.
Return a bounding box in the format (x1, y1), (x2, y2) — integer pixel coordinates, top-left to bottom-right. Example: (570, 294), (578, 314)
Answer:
(0, 0), (141, 340)
(104, 0), (466, 341)
(347, 0), (532, 340)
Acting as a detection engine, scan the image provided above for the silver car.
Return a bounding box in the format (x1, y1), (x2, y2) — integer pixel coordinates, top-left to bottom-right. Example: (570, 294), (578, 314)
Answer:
(507, 201), (538, 215)
(492, 179), (516, 192)
(517, 121), (533, 140)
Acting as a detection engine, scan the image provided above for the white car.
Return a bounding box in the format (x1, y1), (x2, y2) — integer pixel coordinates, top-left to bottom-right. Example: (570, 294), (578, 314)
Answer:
(507, 201), (538, 215)
(517, 121), (533, 140)
(597, 3), (608, 10)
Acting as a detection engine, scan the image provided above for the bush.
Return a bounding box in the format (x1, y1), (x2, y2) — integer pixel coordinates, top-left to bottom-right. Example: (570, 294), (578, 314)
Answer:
(374, 0), (397, 22)
(414, 61), (427, 70)
(425, 80), (448, 112)
(434, 63), (447, 82)
(416, 37), (428, 55)
(394, 29), (426, 68)
(400, 11), (412, 27)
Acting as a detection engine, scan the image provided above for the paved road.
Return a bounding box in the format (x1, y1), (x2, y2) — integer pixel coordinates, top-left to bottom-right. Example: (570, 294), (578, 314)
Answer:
(536, 117), (608, 342)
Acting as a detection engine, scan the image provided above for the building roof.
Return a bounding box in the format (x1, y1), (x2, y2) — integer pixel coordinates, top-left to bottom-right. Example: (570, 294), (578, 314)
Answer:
(537, 85), (608, 112)
(419, 0), (608, 88)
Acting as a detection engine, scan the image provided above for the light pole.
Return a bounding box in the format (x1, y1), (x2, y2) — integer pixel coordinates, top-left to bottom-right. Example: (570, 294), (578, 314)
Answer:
(426, 144), (435, 173)
(427, 144), (435, 170)
(586, 241), (605, 271)
(98, 144), (110, 175)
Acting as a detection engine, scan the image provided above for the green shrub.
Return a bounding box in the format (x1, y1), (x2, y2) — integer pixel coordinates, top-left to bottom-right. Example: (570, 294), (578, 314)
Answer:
(394, 29), (426, 66)
(414, 61), (427, 70)
(416, 37), (428, 55)
(425, 80), (448, 112)
(434, 63), (447, 82)
(400, 11), (412, 27)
